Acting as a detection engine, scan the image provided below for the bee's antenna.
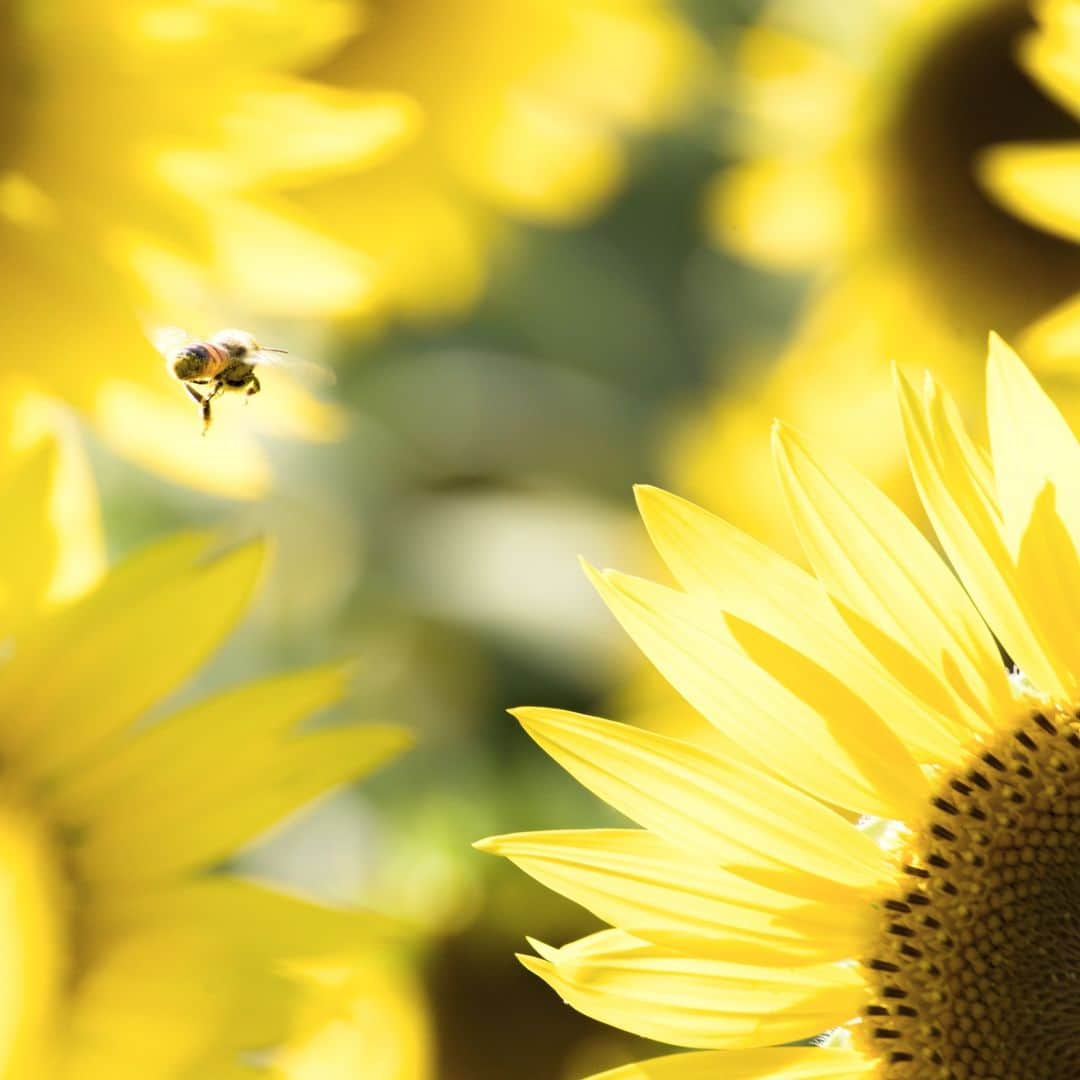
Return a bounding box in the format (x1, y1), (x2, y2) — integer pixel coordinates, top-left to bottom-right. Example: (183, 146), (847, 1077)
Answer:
(262, 347), (288, 354)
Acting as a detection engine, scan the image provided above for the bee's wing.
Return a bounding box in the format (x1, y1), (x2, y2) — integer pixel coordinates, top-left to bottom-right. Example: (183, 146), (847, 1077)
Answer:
(250, 349), (337, 385)
(150, 325), (192, 357)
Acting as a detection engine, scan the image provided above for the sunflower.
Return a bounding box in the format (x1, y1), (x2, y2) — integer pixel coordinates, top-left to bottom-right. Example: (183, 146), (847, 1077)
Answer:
(690, 0), (1080, 555)
(1, 0), (417, 497)
(983, 0), (1080, 370)
(0, 439), (410, 1075)
(480, 335), (1080, 1077)
(296, 0), (698, 319)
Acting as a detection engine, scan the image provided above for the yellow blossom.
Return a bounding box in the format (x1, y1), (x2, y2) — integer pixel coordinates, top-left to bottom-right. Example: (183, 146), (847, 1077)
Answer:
(298, 0), (699, 319)
(0, 433), (411, 1075)
(693, 0), (1080, 555)
(482, 335), (1080, 1076)
(1, 0), (417, 497)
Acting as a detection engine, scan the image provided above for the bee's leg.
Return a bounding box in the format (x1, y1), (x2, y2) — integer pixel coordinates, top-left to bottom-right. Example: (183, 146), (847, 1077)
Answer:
(201, 382), (224, 435)
(184, 383), (205, 407)
(244, 375), (261, 403)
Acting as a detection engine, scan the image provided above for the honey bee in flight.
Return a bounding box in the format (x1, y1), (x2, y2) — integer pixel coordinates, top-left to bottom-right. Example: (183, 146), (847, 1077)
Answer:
(159, 328), (326, 434)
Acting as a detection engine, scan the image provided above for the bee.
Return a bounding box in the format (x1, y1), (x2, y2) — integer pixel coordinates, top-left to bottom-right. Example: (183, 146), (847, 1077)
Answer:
(159, 328), (303, 433)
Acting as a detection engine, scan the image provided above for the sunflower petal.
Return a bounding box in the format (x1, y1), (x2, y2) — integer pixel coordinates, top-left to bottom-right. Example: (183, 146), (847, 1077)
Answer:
(771, 422), (1010, 728)
(513, 708), (888, 898)
(82, 724), (410, 882)
(477, 828), (867, 965)
(521, 930), (866, 1051)
(635, 484), (972, 764)
(11, 540), (267, 781)
(896, 368), (1070, 698)
(587, 1047), (872, 1079)
(588, 564), (927, 819)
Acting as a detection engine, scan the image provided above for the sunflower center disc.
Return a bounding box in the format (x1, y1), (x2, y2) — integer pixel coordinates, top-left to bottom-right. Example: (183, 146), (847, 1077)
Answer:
(858, 708), (1080, 1077)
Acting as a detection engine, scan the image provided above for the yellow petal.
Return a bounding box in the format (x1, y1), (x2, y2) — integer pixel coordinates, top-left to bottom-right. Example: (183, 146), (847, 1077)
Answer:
(513, 708), (889, 899)
(634, 484), (971, 764)
(587, 1047), (872, 1079)
(83, 724), (410, 883)
(588, 564), (927, 820)
(521, 930), (866, 1051)
(48, 663), (353, 820)
(477, 828), (867, 965)
(896, 368), (1070, 698)
(771, 422), (1010, 730)
(980, 143), (1080, 244)
(5, 539), (266, 780)
(986, 333), (1080, 554)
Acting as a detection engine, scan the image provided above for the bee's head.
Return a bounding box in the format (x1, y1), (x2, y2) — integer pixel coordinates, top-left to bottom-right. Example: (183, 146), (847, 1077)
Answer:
(168, 343), (211, 381)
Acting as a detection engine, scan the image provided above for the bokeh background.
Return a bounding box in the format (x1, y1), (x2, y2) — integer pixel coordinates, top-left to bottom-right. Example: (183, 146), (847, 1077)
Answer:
(28, 0), (1080, 1075)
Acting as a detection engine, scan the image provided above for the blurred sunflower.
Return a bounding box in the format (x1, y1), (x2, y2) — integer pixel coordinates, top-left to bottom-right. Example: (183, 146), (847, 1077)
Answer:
(482, 337), (1080, 1076)
(0, 438), (410, 1075)
(984, 0), (1080, 372)
(298, 0), (698, 319)
(688, 0), (1080, 555)
(1, 0), (417, 496)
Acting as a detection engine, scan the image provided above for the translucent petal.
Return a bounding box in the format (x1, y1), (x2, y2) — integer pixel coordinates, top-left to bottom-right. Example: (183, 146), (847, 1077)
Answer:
(477, 828), (867, 965)
(896, 368), (1069, 698)
(635, 484), (972, 764)
(771, 423), (1010, 729)
(513, 708), (889, 899)
(588, 1047), (872, 1079)
(521, 930), (866, 1050)
(588, 565), (927, 819)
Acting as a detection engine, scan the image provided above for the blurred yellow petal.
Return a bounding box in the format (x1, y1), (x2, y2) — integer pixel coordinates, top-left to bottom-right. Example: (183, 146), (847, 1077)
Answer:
(2, 539), (266, 777)
(84, 724), (410, 883)
(981, 142), (1080, 244)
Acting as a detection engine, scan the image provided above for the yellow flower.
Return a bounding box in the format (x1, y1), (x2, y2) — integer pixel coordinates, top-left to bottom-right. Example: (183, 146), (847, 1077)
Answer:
(298, 0), (698, 319)
(481, 335), (1080, 1076)
(983, 0), (1080, 366)
(0, 443), (410, 1075)
(1, 0), (415, 497)
(692, 0), (1080, 555)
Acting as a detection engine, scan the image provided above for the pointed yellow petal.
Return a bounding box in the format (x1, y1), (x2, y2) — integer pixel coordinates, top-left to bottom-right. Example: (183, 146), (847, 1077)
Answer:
(513, 708), (888, 899)
(11, 540), (267, 782)
(520, 930), (866, 1050)
(83, 724), (410, 882)
(477, 829), (867, 965)
(48, 663), (353, 820)
(771, 423), (1009, 730)
(896, 369), (1070, 698)
(588, 564), (927, 819)
(986, 333), (1080, 554)
(634, 484), (970, 765)
(588, 1047), (872, 1079)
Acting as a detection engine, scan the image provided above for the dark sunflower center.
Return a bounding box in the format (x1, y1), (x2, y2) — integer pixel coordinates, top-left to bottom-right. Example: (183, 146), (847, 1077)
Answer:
(886, 0), (1080, 335)
(859, 707), (1080, 1077)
